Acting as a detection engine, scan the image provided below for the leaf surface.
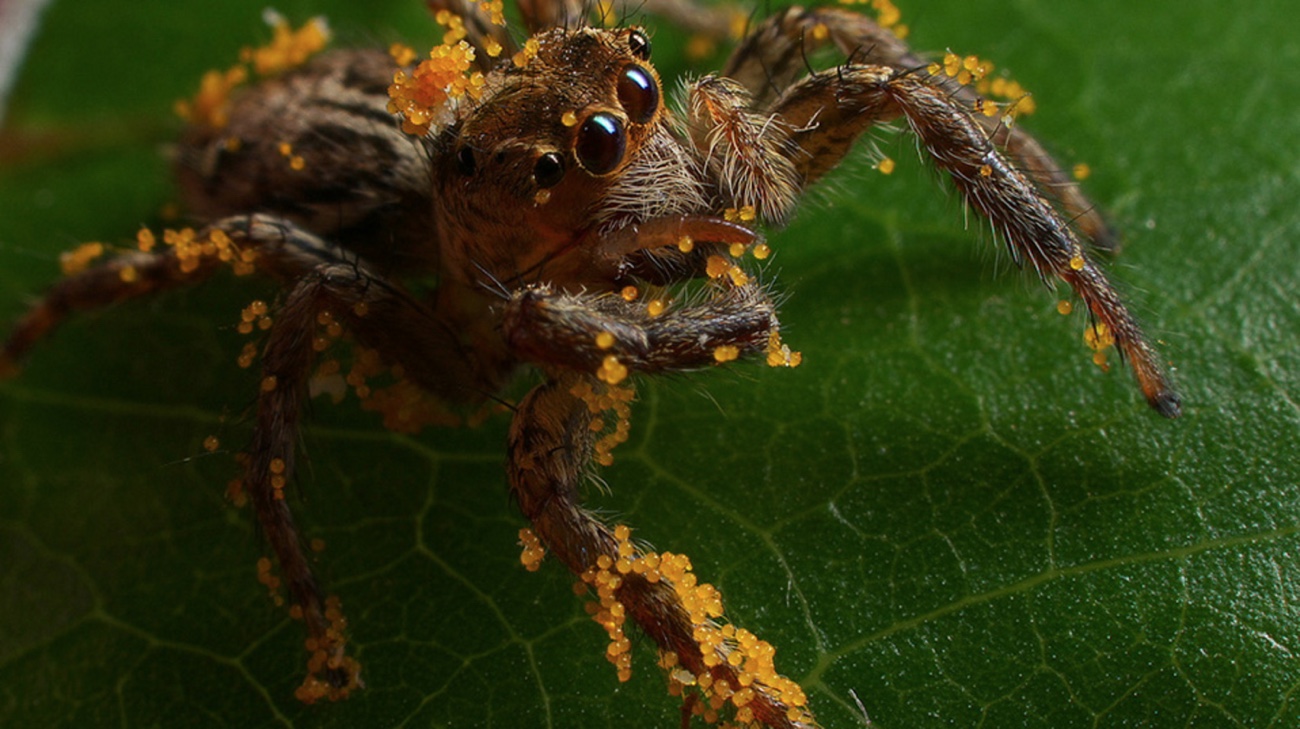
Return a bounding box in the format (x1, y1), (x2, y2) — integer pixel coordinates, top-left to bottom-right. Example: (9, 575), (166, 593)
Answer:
(1, 1), (1297, 727)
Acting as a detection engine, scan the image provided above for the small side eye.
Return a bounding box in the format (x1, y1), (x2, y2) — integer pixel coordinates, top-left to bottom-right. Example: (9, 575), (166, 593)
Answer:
(575, 113), (626, 175)
(628, 29), (651, 60)
(617, 65), (659, 125)
(456, 147), (476, 176)
(534, 152), (566, 188)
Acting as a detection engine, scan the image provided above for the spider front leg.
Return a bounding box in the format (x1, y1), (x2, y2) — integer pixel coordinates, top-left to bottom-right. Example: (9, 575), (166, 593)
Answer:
(686, 65), (1179, 417)
(503, 286), (813, 729)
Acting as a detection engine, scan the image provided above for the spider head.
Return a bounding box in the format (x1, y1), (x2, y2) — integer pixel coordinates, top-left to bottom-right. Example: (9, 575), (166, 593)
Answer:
(435, 27), (681, 287)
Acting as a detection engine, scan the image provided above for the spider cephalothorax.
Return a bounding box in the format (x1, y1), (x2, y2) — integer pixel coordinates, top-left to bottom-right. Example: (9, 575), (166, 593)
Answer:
(2, 1), (1179, 726)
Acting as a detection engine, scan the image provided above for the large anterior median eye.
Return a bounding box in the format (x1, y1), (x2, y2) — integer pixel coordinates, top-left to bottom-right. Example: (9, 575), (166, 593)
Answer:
(576, 112), (626, 175)
(617, 65), (659, 125)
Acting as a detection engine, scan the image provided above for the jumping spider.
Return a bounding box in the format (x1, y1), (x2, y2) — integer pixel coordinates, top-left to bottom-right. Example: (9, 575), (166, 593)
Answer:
(3, 0), (1180, 726)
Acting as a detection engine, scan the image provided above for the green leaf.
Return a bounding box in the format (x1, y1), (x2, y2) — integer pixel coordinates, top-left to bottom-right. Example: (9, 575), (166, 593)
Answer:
(2, 1), (1297, 727)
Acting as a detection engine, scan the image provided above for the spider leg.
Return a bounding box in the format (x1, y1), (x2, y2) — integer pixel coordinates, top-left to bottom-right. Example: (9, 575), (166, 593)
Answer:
(723, 5), (1119, 251)
(503, 279), (778, 374)
(509, 388), (809, 727)
(685, 63), (1178, 416)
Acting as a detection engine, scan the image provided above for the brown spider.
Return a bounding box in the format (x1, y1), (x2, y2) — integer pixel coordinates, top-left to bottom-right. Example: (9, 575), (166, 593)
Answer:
(2, 0), (1179, 726)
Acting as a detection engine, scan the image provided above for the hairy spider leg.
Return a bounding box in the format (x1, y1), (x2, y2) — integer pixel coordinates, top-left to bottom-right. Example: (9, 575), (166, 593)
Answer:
(724, 6), (1119, 251)
(503, 278), (778, 374)
(682, 35), (1178, 417)
(508, 373), (815, 729)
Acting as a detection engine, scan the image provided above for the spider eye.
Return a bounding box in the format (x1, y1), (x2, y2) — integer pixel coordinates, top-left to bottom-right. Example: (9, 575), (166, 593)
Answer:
(456, 147), (476, 177)
(627, 29), (651, 60)
(533, 152), (566, 188)
(617, 65), (659, 125)
(575, 112), (626, 175)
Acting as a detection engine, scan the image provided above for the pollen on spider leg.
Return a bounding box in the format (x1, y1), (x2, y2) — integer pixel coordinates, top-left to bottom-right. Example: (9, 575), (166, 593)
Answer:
(518, 528), (545, 571)
(59, 242), (104, 276)
(603, 533), (816, 725)
(1084, 321), (1116, 372)
(765, 330), (803, 368)
(256, 555), (285, 606)
(570, 379), (636, 466)
(295, 593), (362, 704)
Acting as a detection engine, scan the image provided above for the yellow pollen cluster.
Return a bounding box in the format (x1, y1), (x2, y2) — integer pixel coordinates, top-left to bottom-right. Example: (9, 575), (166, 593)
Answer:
(59, 242), (105, 276)
(723, 205), (757, 223)
(620, 285), (640, 302)
(389, 42), (417, 66)
(876, 157), (896, 175)
(360, 378), (464, 433)
(752, 243), (771, 260)
(237, 299), (272, 335)
(705, 254), (750, 287)
(1069, 253), (1086, 271)
(278, 141), (306, 171)
(595, 331), (616, 350)
(513, 38), (541, 69)
(570, 380), (635, 466)
(928, 50), (1036, 119)
(1073, 162), (1092, 181)
(765, 330), (803, 368)
(561, 110), (579, 127)
(647, 299), (666, 317)
(238, 341), (260, 368)
(678, 235), (695, 253)
(388, 13), (485, 136)
(578, 526), (813, 725)
(578, 533), (634, 681)
(713, 345), (740, 363)
(176, 16), (328, 128)
(345, 347), (385, 400)
(1057, 300), (1073, 316)
(174, 66), (248, 127)
(475, 0), (507, 27)
(839, 0), (908, 39)
(294, 594), (362, 703)
(203, 435), (220, 452)
(136, 227), (155, 252)
(685, 35), (716, 62)
(597, 354), (628, 385)
(173, 226), (256, 275)
(256, 556), (284, 606)
(241, 14), (331, 75)
(1084, 321), (1115, 371)
(518, 528), (545, 571)
(64, 226), (256, 283)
